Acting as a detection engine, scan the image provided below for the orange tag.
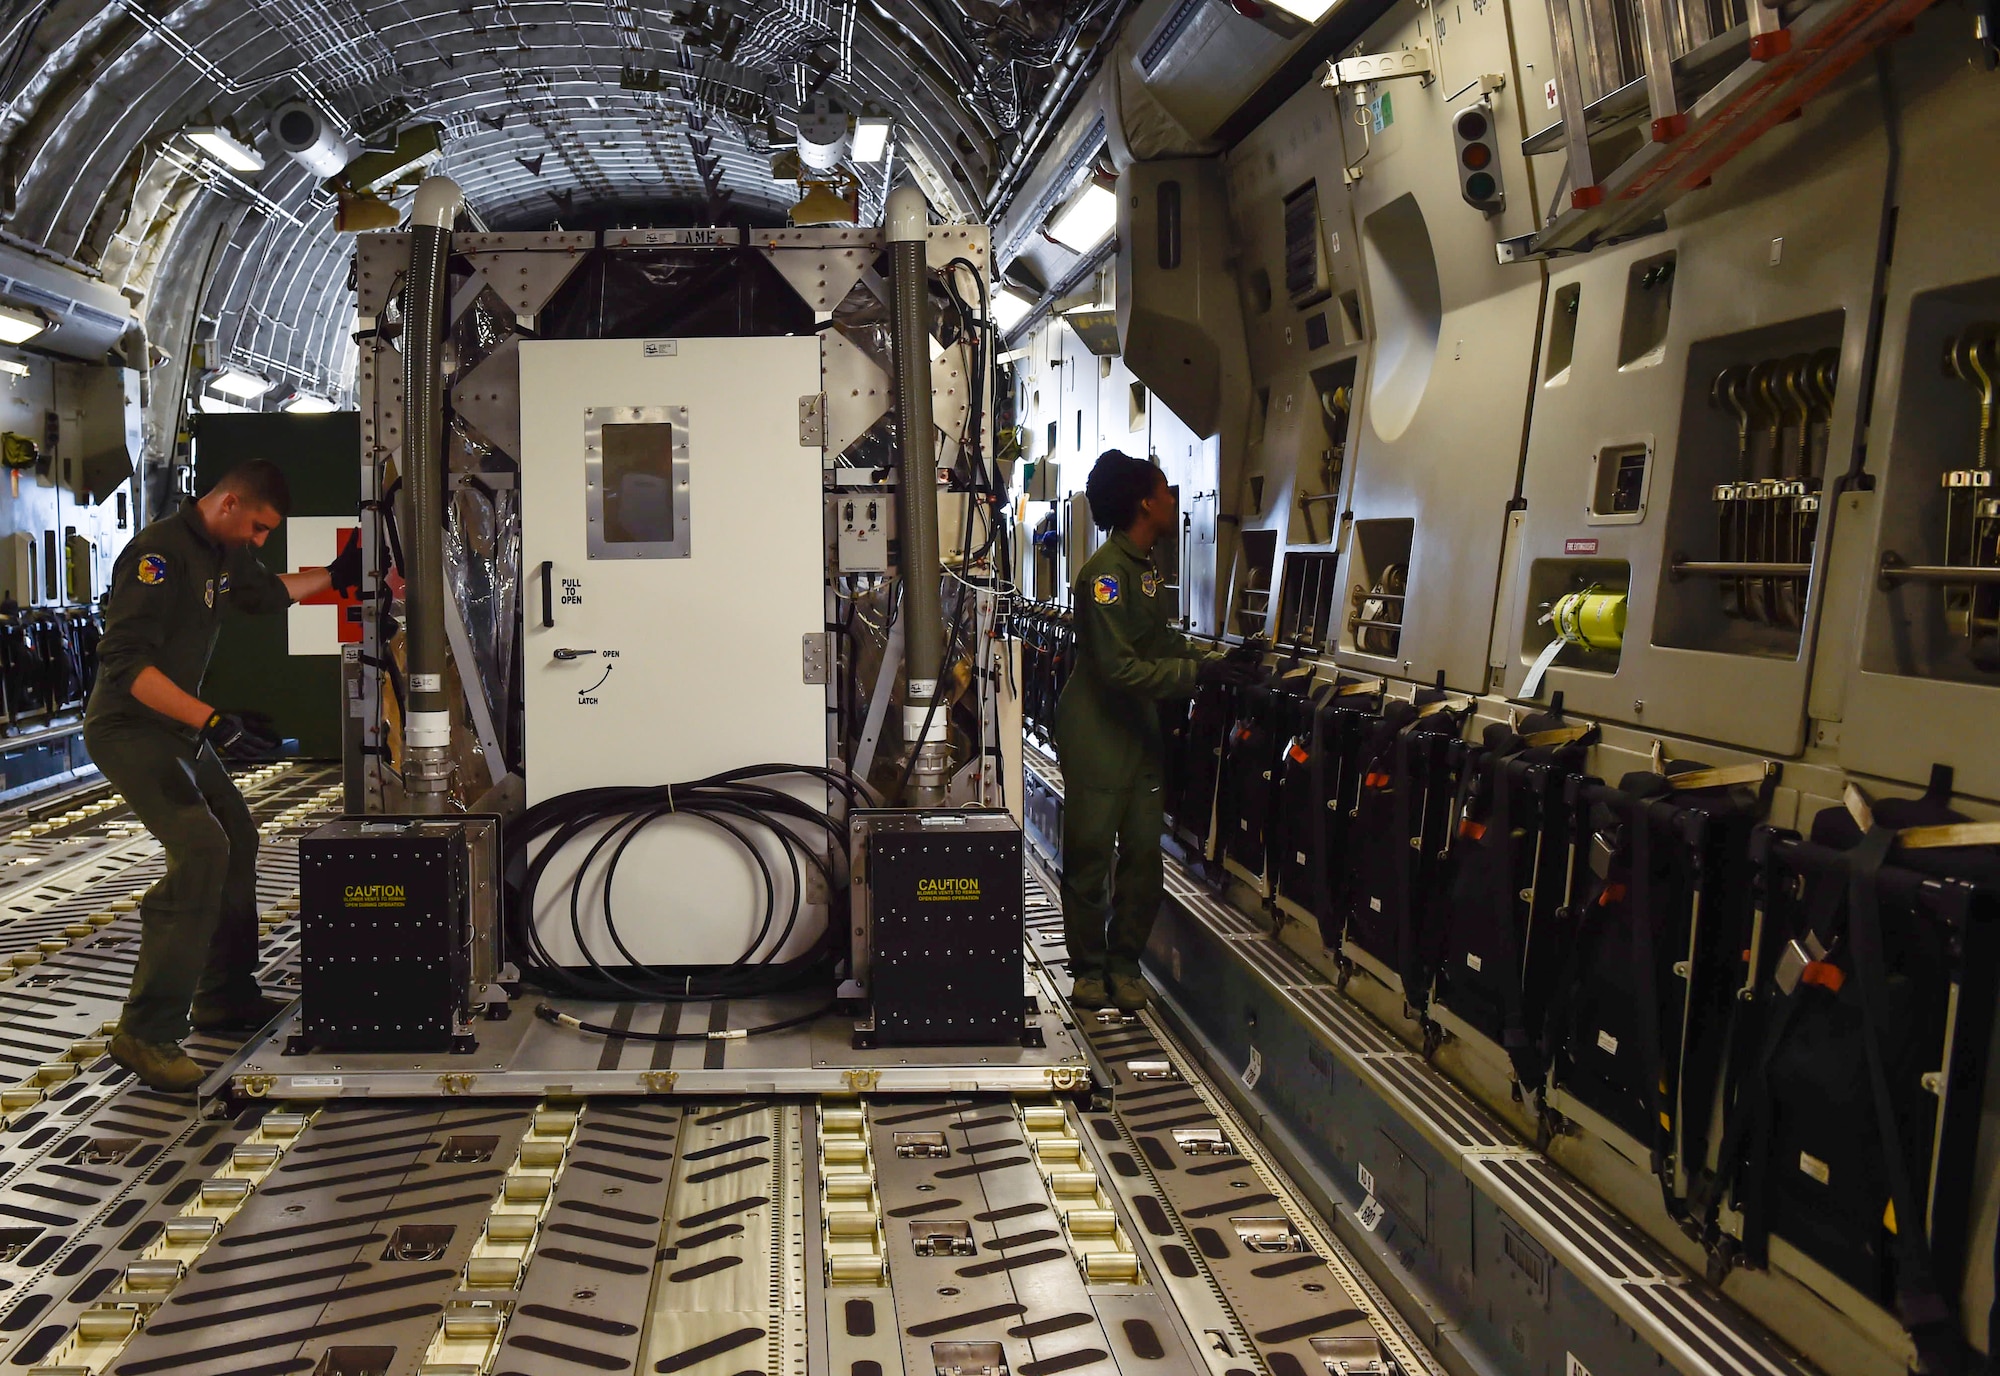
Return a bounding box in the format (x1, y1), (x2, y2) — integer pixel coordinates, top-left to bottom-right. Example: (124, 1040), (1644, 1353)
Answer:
(1288, 743), (1310, 765)
(1800, 961), (1845, 993)
(1459, 819), (1487, 841)
(1597, 882), (1627, 906)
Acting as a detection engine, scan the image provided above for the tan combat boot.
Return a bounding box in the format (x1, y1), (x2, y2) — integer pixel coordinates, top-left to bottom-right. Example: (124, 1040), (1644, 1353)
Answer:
(1070, 973), (1111, 1009)
(108, 1033), (205, 1093)
(1108, 973), (1151, 1012)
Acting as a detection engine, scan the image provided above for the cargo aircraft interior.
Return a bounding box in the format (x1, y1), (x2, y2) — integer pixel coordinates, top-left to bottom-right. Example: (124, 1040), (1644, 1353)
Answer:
(0, 0), (1986, 1375)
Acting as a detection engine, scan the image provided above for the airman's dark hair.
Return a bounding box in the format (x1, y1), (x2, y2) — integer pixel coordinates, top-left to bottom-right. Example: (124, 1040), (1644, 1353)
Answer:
(211, 459), (291, 518)
(1084, 449), (1164, 532)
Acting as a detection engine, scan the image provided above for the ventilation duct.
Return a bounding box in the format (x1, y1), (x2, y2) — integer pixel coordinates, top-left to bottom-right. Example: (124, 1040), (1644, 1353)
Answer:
(269, 99), (358, 180)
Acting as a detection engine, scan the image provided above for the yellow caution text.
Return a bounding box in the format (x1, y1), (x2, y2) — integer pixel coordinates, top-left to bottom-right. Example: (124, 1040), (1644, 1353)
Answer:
(916, 878), (980, 902)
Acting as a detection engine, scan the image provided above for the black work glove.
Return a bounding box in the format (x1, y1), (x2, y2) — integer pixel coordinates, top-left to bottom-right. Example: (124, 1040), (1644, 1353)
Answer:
(198, 708), (252, 752)
(200, 711), (274, 761)
(1227, 635), (1269, 664)
(1197, 659), (1261, 689)
(325, 531), (364, 597)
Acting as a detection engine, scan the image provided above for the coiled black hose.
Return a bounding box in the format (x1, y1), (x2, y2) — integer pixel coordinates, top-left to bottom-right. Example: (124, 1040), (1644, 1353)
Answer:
(504, 764), (873, 1008)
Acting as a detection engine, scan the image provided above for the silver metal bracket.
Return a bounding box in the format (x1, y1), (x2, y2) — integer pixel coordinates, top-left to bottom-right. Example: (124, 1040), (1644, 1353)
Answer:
(1325, 45), (1434, 87)
(803, 631), (831, 685)
(800, 392), (827, 446)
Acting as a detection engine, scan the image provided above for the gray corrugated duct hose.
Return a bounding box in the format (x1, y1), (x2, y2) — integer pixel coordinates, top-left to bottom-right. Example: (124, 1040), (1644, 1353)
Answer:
(402, 175), (464, 813)
(887, 183), (950, 806)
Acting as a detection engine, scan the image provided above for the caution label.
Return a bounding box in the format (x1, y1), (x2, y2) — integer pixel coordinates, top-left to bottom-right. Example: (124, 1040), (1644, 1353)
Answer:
(916, 878), (981, 902)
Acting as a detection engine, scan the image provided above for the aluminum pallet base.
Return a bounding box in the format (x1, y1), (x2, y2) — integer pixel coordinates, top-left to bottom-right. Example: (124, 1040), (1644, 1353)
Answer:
(208, 978), (1094, 1103)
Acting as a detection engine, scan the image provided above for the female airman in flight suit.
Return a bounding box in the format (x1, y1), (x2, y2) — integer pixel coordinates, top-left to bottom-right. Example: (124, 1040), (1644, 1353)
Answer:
(1055, 451), (1260, 1011)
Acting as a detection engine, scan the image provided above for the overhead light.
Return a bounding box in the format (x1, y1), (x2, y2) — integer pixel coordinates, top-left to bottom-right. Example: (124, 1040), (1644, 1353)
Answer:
(991, 285), (1035, 333)
(851, 115), (892, 164)
(0, 305), (46, 345)
(284, 392), (337, 414)
(1265, 0), (1339, 19)
(187, 126), (266, 173)
(1045, 181), (1117, 254)
(210, 367), (271, 401)
(0, 358), (28, 378)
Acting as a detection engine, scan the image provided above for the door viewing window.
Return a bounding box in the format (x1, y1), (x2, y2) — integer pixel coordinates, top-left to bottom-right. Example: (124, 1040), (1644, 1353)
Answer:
(602, 422), (675, 543)
(585, 404), (689, 558)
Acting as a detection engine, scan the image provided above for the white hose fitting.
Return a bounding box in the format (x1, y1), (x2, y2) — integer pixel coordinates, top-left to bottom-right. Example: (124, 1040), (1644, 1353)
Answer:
(411, 176), (464, 231)
(887, 184), (930, 242)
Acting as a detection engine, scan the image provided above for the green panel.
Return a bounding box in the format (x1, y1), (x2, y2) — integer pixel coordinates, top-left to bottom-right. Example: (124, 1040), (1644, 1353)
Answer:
(193, 413), (361, 759)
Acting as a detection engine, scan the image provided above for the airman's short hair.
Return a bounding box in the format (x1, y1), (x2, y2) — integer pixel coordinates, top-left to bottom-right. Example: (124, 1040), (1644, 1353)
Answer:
(1084, 450), (1163, 533)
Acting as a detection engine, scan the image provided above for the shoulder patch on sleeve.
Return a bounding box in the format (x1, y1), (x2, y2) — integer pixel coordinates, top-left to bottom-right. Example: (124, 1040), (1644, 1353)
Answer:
(135, 554), (167, 586)
(1091, 574), (1120, 605)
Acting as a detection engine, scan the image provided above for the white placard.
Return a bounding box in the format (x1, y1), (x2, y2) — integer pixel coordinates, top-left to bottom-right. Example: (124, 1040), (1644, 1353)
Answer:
(284, 515), (359, 657)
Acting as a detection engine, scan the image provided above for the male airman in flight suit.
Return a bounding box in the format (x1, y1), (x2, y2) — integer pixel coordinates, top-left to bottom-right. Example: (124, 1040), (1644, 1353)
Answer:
(88, 460), (361, 1091)
(1055, 451), (1261, 1011)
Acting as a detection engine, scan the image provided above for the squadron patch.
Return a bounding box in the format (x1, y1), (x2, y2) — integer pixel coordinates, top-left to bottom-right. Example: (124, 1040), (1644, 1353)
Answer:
(1141, 571), (1161, 598)
(1092, 575), (1120, 605)
(136, 554), (167, 585)
(204, 579), (215, 608)
(219, 572), (231, 594)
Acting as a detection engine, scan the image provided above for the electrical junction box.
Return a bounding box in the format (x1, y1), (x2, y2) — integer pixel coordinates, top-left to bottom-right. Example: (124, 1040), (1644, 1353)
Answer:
(849, 809), (1026, 1046)
(837, 491), (891, 572)
(297, 817), (499, 1053)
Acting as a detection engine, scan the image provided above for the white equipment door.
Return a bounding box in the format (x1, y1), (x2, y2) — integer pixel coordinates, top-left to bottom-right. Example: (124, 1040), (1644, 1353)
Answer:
(519, 336), (828, 968)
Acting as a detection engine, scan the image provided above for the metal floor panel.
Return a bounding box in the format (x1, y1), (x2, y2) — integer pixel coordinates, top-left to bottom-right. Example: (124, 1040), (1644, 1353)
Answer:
(0, 883), (1462, 1376)
(0, 762), (1470, 1376)
(8, 1067), (1475, 1376)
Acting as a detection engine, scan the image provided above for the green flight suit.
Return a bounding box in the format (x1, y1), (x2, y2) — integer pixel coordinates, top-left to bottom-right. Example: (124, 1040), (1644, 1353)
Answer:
(1054, 531), (1212, 980)
(84, 500), (293, 1044)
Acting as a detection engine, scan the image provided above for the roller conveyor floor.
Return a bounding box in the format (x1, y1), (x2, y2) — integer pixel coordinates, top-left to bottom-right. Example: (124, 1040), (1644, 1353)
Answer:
(0, 764), (1453, 1376)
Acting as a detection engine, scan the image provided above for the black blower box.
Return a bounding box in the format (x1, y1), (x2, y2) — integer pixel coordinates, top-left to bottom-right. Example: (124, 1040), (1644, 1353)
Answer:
(298, 818), (497, 1053)
(851, 810), (1025, 1046)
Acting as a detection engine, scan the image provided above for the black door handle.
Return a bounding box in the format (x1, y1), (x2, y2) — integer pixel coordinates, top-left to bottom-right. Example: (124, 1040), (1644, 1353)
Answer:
(540, 560), (554, 628)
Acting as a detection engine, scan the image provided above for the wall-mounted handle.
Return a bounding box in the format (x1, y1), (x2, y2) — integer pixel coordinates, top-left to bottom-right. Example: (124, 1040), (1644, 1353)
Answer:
(540, 560), (554, 628)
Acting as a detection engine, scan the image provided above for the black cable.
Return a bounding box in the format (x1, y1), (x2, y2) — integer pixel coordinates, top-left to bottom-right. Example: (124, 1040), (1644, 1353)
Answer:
(536, 1000), (835, 1042)
(505, 764), (874, 1005)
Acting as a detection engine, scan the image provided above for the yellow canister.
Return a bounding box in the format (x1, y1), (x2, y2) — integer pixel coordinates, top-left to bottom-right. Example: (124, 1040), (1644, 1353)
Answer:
(1552, 588), (1627, 652)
